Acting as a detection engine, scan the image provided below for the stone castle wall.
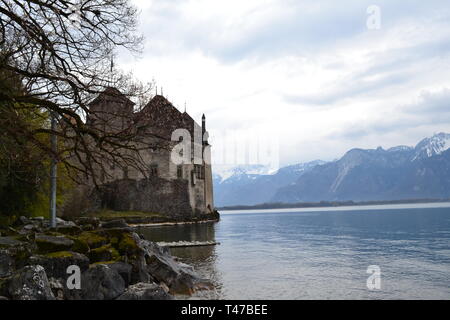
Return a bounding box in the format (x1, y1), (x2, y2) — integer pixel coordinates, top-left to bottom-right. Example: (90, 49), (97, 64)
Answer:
(96, 177), (193, 217)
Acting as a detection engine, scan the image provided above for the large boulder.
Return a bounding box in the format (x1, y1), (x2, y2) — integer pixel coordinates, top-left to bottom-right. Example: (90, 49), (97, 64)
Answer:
(7, 265), (55, 300)
(65, 264), (125, 300)
(116, 282), (173, 300)
(28, 251), (89, 279)
(107, 262), (133, 287)
(0, 236), (35, 273)
(129, 254), (153, 285)
(35, 235), (74, 253)
(98, 231), (153, 285)
(145, 253), (198, 295)
(132, 234), (208, 295)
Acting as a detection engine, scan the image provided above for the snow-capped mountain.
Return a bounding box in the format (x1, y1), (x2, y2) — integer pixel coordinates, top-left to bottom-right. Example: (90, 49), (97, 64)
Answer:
(213, 133), (450, 207)
(213, 164), (278, 182)
(272, 133), (450, 203)
(213, 160), (326, 206)
(413, 132), (450, 161)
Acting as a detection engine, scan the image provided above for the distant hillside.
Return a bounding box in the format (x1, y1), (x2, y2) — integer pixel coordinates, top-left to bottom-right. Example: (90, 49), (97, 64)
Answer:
(213, 160), (326, 206)
(273, 133), (450, 203)
(213, 133), (450, 206)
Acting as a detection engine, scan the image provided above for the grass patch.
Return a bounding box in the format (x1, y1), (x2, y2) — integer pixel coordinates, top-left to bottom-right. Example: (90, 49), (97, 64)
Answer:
(44, 251), (74, 258)
(88, 210), (163, 220)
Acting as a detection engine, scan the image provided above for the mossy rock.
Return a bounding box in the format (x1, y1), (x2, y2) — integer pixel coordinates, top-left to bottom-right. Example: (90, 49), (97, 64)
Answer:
(0, 237), (24, 249)
(75, 231), (108, 250)
(54, 225), (82, 236)
(118, 233), (139, 254)
(35, 235), (74, 254)
(67, 236), (89, 254)
(107, 232), (140, 256)
(28, 251), (90, 279)
(88, 244), (120, 263)
(44, 251), (75, 258)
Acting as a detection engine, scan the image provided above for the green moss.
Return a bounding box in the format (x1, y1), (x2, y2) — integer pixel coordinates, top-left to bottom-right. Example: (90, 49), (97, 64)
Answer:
(117, 232), (139, 255)
(88, 244), (120, 263)
(12, 234), (29, 242)
(68, 236), (89, 254)
(76, 231), (108, 249)
(89, 210), (163, 220)
(44, 251), (74, 258)
(90, 258), (125, 266)
(42, 231), (64, 237)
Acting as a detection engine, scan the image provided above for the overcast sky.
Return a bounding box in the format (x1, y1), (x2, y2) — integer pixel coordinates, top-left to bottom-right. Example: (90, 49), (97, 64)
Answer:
(119, 0), (450, 168)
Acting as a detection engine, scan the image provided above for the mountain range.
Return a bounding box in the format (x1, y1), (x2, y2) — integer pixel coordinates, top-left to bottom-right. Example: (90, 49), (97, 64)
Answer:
(213, 133), (450, 206)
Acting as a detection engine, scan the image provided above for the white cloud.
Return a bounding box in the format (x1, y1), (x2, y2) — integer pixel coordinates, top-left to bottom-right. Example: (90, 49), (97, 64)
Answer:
(119, 0), (450, 167)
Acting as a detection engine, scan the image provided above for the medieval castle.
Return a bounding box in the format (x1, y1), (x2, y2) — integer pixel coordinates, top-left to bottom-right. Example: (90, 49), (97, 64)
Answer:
(84, 88), (214, 218)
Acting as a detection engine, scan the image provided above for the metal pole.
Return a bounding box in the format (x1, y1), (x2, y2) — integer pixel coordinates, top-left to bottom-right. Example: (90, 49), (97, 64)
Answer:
(50, 112), (57, 228)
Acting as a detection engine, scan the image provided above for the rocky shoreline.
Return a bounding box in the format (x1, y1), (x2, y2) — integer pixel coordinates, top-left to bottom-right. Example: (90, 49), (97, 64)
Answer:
(0, 215), (217, 300)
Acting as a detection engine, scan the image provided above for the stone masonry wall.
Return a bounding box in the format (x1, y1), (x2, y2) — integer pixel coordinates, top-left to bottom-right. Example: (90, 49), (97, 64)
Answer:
(97, 177), (194, 218)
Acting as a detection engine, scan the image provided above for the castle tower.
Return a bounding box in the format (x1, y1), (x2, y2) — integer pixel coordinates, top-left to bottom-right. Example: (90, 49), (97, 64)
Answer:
(201, 114), (214, 212)
(202, 114), (206, 139)
(87, 87), (134, 133)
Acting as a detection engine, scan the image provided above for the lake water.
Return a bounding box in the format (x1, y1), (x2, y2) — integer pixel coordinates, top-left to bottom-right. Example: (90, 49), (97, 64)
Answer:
(137, 203), (450, 300)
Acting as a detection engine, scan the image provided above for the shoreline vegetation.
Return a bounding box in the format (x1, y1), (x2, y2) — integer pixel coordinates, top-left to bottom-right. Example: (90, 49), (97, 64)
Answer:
(217, 198), (450, 211)
(86, 209), (221, 226)
(0, 212), (220, 300)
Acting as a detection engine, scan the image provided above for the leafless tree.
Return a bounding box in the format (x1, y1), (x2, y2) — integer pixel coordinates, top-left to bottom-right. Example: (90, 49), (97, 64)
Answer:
(0, 0), (164, 186)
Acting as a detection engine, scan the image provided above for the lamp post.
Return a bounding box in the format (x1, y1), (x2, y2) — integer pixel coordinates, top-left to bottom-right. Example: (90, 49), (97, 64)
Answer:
(50, 112), (57, 228)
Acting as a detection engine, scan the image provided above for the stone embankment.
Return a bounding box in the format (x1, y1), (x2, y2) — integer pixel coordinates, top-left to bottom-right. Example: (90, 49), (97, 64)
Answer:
(0, 216), (214, 300)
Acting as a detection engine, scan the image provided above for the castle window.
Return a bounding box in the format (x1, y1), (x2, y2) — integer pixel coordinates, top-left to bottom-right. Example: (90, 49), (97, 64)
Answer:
(123, 166), (128, 179)
(191, 170), (196, 186)
(194, 164), (204, 180)
(177, 165), (183, 179)
(149, 164), (158, 177)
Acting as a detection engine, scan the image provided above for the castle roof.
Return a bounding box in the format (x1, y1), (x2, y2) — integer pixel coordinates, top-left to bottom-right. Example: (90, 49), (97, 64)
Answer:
(87, 89), (202, 141)
(136, 95), (200, 140)
(89, 87), (135, 107)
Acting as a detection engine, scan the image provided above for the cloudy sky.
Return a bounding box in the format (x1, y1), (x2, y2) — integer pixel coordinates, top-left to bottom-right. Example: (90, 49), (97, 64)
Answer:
(119, 0), (450, 169)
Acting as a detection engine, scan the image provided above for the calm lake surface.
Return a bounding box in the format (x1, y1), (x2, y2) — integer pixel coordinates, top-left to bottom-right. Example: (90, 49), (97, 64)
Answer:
(137, 203), (450, 300)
